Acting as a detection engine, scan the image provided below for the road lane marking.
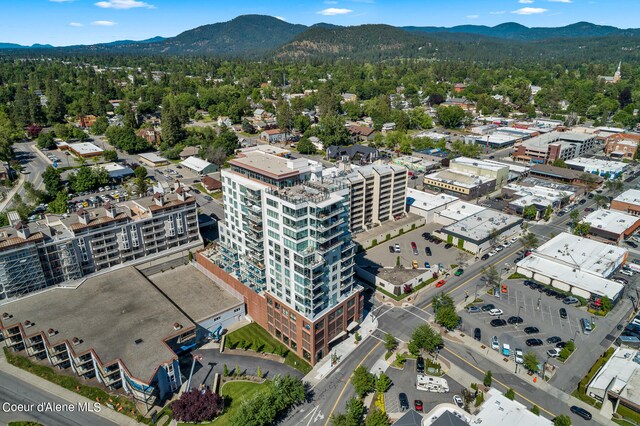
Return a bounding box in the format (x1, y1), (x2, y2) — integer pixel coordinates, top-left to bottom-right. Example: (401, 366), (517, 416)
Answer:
(442, 348), (557, 418)
(324, 340), (382, 426)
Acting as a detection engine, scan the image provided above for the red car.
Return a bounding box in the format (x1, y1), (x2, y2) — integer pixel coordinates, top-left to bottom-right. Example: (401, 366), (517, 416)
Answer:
(411, 241), (417, 250)
(436, 279), (446, 288)
(414, 400), (423, 412)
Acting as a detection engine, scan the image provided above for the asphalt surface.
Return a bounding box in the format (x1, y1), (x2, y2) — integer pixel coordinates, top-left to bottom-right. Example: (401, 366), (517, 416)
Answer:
(0, 370), (117, 426)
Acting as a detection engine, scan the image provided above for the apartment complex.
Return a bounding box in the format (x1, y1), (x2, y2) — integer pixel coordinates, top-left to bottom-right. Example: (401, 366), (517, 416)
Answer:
(0, 186), (201, 302)
(449, 157), (510, 187)
(213, 146), (365, 364)
(512, 131), (598, 164)
(345, 164), (408, 233)
(423, 169), (496, 200)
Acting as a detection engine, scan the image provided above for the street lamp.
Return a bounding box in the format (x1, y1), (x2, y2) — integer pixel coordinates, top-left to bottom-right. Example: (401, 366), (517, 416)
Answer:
(516, 306), (524, 328)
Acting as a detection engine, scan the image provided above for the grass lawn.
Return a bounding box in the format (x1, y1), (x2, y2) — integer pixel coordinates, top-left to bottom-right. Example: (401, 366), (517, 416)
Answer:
(572, 347), (615, 408)
(178, 381), (268, 426)
(617, 405), (640, 425)
(508, 273), (527, 280)
(224, 323), (311, 374)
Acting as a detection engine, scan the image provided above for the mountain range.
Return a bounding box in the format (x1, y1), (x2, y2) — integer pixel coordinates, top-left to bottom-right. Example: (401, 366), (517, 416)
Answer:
(2, 15), (639, 62)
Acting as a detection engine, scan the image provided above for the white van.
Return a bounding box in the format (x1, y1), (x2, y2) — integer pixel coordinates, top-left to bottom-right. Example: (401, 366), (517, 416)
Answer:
(416, 375), (449, 393)
(581, 318), (592, 335)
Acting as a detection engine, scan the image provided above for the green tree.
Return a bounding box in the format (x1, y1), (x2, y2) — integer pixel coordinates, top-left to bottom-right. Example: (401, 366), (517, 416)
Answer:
(436, 105), (466, 128)
(523, 205), (538, 220)
(482, 264), (501, 289)
(37, 132), (56, 150)
(544, 205), (553, 221)
(241, 119), (256, 134)
(23, 181), (47, 204)
(551, 159), (567, 168)
(345, 397), (364, 425)
(408, 324), (443, 355)
(375, 372), (392, 393)
(593, 194), (609, 208)
(102, 150), (118, 162)
(91, 116), (109, 135)
(48, 190), (68, 214)
(351, 366), (375, 398)
(573, 221), (591, 236)
(520, 233), (539, 252)
(483, 370), (492, 387)
(605, 179), (624, 192)
(505, 388), (515, 400)
(523, 352), (539, 373)
(569, 209), (580, 224)
(42, 166), (63, 196)
(276, 101), (295, 139)
(317, 115), (350, 147)
(553, 414), (572, 426)
(161, 98), (186, 147)
(365, 408), (390, 426)
(297, 137), (317, 155)
(531, 405), (540, 416)
(450, 140), (481, 158)
(384, 332), (397, 352)
(436, 304), (461, 330)
(70, 167), (96, 193)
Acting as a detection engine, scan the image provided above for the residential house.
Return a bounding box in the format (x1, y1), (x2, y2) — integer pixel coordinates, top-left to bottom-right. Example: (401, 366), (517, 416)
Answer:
(347, 125), (377, 143)
(78, 115), (97, 129)
(260, 129), (287, 144)
(137, 128), (162, 146)
(201, 176), (223, 192)
(326, 145), (378, 164)
(179, 146), (200, 160)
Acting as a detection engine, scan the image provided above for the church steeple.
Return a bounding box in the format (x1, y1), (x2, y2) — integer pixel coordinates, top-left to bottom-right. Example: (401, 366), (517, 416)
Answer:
(614, 61), (622, 83)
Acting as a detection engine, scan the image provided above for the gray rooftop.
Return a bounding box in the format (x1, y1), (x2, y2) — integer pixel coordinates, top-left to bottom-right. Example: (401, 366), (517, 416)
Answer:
(0, 267), (193, 383)
(146, 265), (243, 323)
(442, 209), (523, 244)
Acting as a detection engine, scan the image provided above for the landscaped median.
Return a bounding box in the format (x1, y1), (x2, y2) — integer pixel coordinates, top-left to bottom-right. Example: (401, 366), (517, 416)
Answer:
(375, 276), (436, 302)
(572, 347), (616, 410)
(223, 322), (311, 374)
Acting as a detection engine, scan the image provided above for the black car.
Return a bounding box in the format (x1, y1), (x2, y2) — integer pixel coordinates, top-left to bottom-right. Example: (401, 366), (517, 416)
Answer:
(579, 199), (587, 205)
(507, 316), (524, 325)
(557, 211), (565, 217)
(616, 277), (629, 285)
(399, 393), (409, 411)
(570, 405), (592, 420)
(425, 247), (432, 256)
(490, 319), (507, 327)
(389, 245), (395, 253)
(481, 254), (490, 261)
(444, 243), (453, 249)
(559, 308), (567, 319)
(546, 336), (562, 344)
(422, 232), (431, 240)
(633, 258), (640, 265)
(474, 328), (481, 340)
(524, 327), (540, 334)
(588, 193), (594, 199)
(524, 280), (536, 287)
(556, 341), (567, 349)
(526, 338), (543, 346)
(555, 292), (566, 300)
(627, 241), (639, 249)
(481, 304), (495, 312)
(416, 356), (425, 373)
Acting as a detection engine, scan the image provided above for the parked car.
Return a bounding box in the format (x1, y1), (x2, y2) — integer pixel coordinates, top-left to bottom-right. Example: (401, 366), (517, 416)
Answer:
(389, 246), (395, 253)
(559, 308), (567, 319)
(579, 199), (587, 205)
(614, 277), (629, 285)
(394, 244), (401, 253)
(621, 269), (635, 276)
(414, 400), (423, 412)
(515, 348), (524, 364)
(412, 260), (419, 269)
(424, 262), (431, 269)
(495, 246), (503, 252)
(453, 395), (464, 409)
(474, 328), (481, 341)
(491, 336), (499, 350)
(547, 348), (561, 358)
(481, 254), (490, 261)
(488, 250), (498, 256)
(526, 338), (543, 346)
(467, 306), (481, 313)
(444, 243), (453, 249)
(584, 207), (594, 212)
(556, 341), (567, 349)
(436, 280), (446, 288)
(489, 309), (504, 316)
(490, 319), (507, 327)
(626, 241), (639, 249)
(416, 356), (425, 373)
(570, 405), (592, 420)
(481, 304), (495, 311)
(422, 232), (431, 239)
(454, 268), (464, 276)
(411, 241), (418, 255)
(425, 247), (432, 256)
(507, 316), (523, 325)
(399, 393), (409, 411)
(563, 297), (579, 305)
(524, 327), (540, 334)
(546, 336), (562, 344)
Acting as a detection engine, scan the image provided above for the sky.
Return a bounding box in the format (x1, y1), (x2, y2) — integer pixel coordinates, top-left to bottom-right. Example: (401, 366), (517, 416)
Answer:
(0, 0), (637, 46)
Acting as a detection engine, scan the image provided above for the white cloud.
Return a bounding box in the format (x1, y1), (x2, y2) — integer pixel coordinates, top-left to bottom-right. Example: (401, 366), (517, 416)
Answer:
(68, 22), (83, 27)
(275, 16), (286, 21)
(466, 15), (479, 19)
(95, 0), (154, 9)
(549, 0), (572, 2)
(490, 11), (506, 14)
(512, 7), (548, 14)
(91, 20), (117, 26)
(317, 8), (353, 15)
(518, 0), (534, 3)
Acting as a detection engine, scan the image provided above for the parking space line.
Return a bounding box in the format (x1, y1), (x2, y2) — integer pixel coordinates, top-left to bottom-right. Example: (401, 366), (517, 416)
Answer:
(400, 306), (431, 322)
(547, 304), (553, 327)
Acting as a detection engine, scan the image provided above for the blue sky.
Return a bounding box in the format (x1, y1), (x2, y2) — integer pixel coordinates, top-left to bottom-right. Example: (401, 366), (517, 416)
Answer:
(1, 0), (636, 46)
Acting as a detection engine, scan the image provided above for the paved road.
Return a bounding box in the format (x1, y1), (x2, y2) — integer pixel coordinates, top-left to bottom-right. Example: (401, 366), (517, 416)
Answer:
(0, 370), (117, 426)
(4, 142), (48, 211)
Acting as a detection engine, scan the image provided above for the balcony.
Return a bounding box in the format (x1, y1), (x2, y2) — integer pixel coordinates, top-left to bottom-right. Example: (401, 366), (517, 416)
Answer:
(51, 353), (69, 365)
(318, 239), (343, 254)
(49, 345), (67, 357)
(341, 260), (354, 272)
(26, 344), (46, 356)
(76, 363), (95, 375)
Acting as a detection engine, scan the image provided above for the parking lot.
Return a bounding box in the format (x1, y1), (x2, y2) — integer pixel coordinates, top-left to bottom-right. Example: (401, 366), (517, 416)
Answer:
(384, 358), (466, 415)
(459, 278), (617, 368)
(360, 225), (471, 272)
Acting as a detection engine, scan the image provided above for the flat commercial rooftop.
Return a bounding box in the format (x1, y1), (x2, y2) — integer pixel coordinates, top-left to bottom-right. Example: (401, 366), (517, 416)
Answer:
(442, 209), (522, 244)
(475, 389), (553, 426)
(147, 265), (243, 323)
(565, 157), (627, 174)
(0, 267), (193, 383)
(451, 156), (509, 172)
(437, 200), (485, 222)
(535, 232), (627, 277)
(614, 189), (640, 206)
(585, 209), (640, 235)
(139, 152), (169, 163)
(424, 169), (493, 189)
(69, 142), (103, 155)
(406, 188), (458, 212)
(589, 347), (640, 399)
(229, 150), (303, 178)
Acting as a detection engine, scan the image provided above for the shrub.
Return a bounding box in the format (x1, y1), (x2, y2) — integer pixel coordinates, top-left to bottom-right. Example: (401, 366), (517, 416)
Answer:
(172, 389), (223, 423)
(531, 405), (540, 415)
(483, 371), (492, 387)
(505, 388), (515, 400)
(474, 392), (484, 407)
(223, 364), (230, 376)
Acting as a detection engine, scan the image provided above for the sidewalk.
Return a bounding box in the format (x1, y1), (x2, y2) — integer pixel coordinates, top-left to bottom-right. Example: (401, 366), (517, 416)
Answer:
(304, 313), (378, 387)
(0, 175), (24, 212)
(0, 350), (140, 426)
(444, 329), (612, 425)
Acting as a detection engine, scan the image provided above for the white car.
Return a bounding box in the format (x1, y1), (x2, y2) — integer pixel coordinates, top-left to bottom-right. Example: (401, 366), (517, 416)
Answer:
(488, 250), (498, 256)
(495, 246), (503, 252)
(510, 237), (518, 243)
(489, 308), (504, 316)
(453, 395), (464, 409)
(515, 348), (524, 364)
(491, 336), (499, 350)
(621, 269), (635, 277)
(546, 348), (561, 358)
(502, 242), (510, 248)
